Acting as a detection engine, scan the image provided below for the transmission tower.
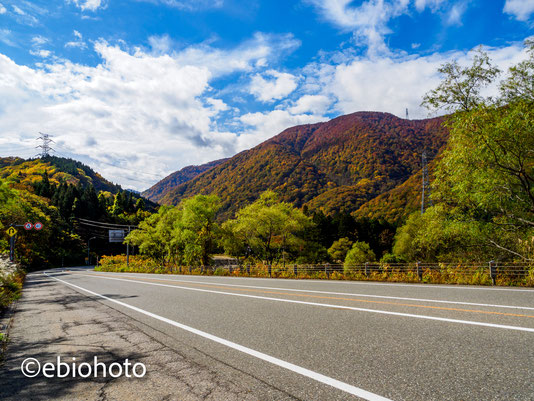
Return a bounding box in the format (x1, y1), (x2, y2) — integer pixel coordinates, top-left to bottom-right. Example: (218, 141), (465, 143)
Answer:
(406, 108), (409, 120)
(36, 132), (54, 157)
(421, 151), (432, 214)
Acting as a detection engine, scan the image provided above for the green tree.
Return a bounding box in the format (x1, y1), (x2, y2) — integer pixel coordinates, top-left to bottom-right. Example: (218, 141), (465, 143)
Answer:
(327, 237), (353, 263)
(175, 195), (221, 267)
(416, 40), (534, 261)
(222, 191), (311, 264)
(344, 241), (376, 272)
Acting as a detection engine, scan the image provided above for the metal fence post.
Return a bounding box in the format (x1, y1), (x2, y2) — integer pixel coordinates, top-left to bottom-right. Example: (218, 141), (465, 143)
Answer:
(416, 261), (422, 281)
(229, 266), (233, 274)
(489, 260), (496, 285)
(246, 265), (250, 275)
(293, 264), (298, 277)
(268, 264), (271, 277)
(365, 262), (369, 276)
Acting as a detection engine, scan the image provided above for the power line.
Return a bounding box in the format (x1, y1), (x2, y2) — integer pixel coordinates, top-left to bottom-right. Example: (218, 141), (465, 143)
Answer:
(76, 218), (138, 229)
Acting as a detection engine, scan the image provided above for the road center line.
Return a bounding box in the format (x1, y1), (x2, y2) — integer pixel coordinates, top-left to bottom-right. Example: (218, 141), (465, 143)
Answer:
(44, 272), (392, 401)
(90, 272), (534, 311)
(81, 273), (534, 319)
(61, 272), (534, 333)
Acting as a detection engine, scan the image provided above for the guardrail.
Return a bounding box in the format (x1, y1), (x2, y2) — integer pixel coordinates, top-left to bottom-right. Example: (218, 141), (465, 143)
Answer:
(175, 262), (534, 286)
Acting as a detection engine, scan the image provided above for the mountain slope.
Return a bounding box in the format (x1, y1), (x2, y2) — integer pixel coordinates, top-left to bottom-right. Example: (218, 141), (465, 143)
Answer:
(0, 155), (121, 193)
(158, 112), (448, 220)
(142, 158), (228, 203)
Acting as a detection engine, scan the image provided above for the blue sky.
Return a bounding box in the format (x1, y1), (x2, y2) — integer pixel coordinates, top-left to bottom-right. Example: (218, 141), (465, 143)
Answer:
(0, 0), (533, 190)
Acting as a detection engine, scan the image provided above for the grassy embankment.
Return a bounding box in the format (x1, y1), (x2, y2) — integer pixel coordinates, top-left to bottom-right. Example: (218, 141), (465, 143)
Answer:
(95, 255), (534, 287)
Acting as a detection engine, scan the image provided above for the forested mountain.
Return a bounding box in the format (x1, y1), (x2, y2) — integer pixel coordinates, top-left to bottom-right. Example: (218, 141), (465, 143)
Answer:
(142, 158), (228, 203)
(157, 112), (448, 220)
(0, 156), (121, 193)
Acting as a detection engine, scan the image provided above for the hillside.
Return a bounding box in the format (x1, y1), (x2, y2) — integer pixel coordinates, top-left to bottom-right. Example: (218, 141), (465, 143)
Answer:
(142, 158), (228, 203)
(0, 156), (122, 193)
(158, 112), (449, 220)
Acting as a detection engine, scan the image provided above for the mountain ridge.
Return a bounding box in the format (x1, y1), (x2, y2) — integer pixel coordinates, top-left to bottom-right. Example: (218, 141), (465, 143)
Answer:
(155, 111), (449, 221)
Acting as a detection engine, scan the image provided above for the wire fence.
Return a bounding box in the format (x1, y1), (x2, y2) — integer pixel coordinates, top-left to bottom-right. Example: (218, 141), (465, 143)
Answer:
(98, 257), (534, 287)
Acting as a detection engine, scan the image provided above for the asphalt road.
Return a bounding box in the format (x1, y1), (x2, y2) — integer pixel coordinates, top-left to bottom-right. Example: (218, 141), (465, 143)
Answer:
(22, 269), (534, 400)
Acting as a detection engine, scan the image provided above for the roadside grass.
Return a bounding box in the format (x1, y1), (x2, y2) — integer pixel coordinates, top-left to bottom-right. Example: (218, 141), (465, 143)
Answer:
(0, 271), (25, 311)
(95, 255), (534, 287)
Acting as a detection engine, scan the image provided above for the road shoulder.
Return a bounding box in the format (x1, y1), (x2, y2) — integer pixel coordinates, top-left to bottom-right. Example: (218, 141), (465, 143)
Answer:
(0, 272), (294, 401)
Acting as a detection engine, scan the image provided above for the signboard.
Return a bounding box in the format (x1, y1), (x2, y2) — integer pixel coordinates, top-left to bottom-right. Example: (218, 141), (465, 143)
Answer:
(34, 222), (43, 230)
(24, 222), (33, 230)
(6, 227), (17, 237)
(109, 229), (125, 243)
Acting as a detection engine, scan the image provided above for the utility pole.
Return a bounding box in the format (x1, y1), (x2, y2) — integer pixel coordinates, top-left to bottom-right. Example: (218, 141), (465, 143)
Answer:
(126, 226), (131, 267)
(406, 108), (409, 120)
(421, 151), (431, 214)
(36, 132), (55, 158)
(87, 237), (96, 265)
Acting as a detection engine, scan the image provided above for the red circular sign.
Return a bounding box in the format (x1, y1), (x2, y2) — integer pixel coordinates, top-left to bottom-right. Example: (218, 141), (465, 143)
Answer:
(24, 222), (33, 230)
(34, 222), (43, 230)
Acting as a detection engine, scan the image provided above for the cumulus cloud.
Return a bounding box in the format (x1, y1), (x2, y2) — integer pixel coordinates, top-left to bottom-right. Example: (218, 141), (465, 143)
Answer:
(305, 44), (529, 120)
(289, 94), (331, 114)
(0, 34), (303, 190)
(447, 1), (467, 26)
(249, 70), (298, 102)
(0, 3), (6, 14)
(238, 110), (325, 150)
(504, 0), (534, 21)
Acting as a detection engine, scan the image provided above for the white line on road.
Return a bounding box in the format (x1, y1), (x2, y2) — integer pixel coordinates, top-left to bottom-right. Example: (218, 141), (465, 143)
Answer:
(65, 272), (534, 333)
(44, 272), (392, 401)
(92, 273), (534, 311)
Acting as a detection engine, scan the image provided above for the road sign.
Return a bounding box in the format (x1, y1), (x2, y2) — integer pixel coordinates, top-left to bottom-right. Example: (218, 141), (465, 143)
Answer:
(24, 222), (33, 230)
(109, 229), (125, 243)
(6, 227), (17, 237)
(34, 222), (43, 230)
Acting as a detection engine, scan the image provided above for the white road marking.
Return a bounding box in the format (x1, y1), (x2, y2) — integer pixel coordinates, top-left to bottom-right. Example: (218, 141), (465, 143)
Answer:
(85, 268), (534, 292)
(59, 272), (534, 333)
(44, 272), (392, 401)
(91, 272), (534, 311)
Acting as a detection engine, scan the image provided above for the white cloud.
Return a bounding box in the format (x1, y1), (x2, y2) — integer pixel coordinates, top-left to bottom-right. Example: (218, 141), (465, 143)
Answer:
(504, 0), (534, 21)
(71, 0), (105, 12)
(0, 3), (6, 14)
(306, 44), (529, 120)
(139, 0), (224, 11)
(305, 0), (411, 55)
(32, 35), (49, 46)
(65, 30), (87, 49)
(12, 5), (25, 15)
(289, 94), (331, 114)
(0, 34), (301, 190)
(30, 49), (51, 58)
(249, 70), (298, 102)
(0, 29), (15, 47)
(414, 0), (446, 12)
(148, 34), (172, 54)
(447, 2), (467, 26)
(238, 110), (325, 150)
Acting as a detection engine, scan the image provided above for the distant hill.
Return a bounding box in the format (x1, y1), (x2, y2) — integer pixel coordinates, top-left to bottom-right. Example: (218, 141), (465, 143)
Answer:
(156, 111), (448, 221)
(142, 158), (228, 203)
(0, 155), (122, 193)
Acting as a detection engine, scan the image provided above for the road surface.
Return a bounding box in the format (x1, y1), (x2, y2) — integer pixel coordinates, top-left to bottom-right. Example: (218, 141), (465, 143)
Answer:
(4, 268), (534, 400)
